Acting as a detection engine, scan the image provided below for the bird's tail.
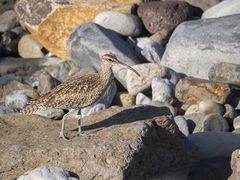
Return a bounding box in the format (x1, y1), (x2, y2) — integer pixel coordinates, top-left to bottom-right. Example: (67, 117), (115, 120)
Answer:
(20, 103), (45, 115)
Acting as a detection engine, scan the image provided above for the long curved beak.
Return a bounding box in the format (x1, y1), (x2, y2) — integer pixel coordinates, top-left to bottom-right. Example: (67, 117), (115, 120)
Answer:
(118, 61), (140, 77)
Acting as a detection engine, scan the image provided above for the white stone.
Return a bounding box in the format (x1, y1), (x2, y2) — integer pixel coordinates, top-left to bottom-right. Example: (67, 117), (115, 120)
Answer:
(202, 0), (240, 19)
(174, 116), (189, 136)
(160, 14), (240, 80)
(134, 37), (165, 64)
(152, 78), (174, 104)
(136, 93), (152, 105)
(188, 132), (240, 159)
(95, 12), (142, 37)
(18, 34), (44, 58)
(5, 92), (29, 109)
(233, 116), (240, 130)
(17, 166), (78, 180)
(126, 63), (168, 95)
(81, 81), (117, 117)
(0, 10), (17, 32)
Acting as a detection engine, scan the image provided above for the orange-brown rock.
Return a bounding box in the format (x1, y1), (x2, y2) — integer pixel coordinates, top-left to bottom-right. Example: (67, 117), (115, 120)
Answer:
(14, 0), (141, 60)
(175, 77), (231, 106)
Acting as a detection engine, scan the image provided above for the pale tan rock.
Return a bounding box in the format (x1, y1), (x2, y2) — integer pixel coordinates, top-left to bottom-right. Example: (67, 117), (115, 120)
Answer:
(126, 63), (168, 95)
(0, 106), (198, 179)
(18, 34), (44, 58)
(14, 0), (141, 60)
(114, 92), (135, 107)
(229, 149), (240, 180)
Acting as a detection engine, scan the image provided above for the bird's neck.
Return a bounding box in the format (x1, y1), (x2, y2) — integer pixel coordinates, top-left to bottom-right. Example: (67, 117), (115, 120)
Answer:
(99, 61), (114, 86)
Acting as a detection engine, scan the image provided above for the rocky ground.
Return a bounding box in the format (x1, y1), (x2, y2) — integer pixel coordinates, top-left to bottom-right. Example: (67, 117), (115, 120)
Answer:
(0, 0), (240, 179)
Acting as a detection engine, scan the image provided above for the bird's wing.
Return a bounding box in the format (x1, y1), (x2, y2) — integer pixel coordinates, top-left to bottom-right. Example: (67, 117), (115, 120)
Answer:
(31, 74), (104, 109)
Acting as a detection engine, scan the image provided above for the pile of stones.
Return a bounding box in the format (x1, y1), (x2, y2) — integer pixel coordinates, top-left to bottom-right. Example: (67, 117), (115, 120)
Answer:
(0, 0), (240, 179)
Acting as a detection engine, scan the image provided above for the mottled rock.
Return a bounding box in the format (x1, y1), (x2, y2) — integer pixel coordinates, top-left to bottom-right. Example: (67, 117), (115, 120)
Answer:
(202, 0), (240, 19)
(137, 1), (193, 34)
(17, 166), (79, 180)
(209, 62), (240, 86)
(0, 10), (17, 33)
(126, 63), (179, 95)
(198, 100), (225, 115)
(14, 0), (140, 60)
(95, 12), (142, 37)
(232, 128), (240, 134)
(18, 34), (45, 58)
(37, 71), (61, 95)
(194, 113), (229, 133)
(5, 92), (29, 110)
(134, 37), (165, 64)
(0, 106), (198, 179)
(228, 149), (240, 180)
(188, 132), (240, 159)
(224, 104), (237, 120)
(185, 104), (200, 115)
(175, 77), (231, 106)
(161, 14), (240, 80)
(0, 74), (20, 85)
(233, 116), (240, 130)
(174, 116), (189, 136)
(81, 81), (117, 117)
(152, 78), (174, 104)
(67, 23), (140, 87)
(114, 92), (135, 107)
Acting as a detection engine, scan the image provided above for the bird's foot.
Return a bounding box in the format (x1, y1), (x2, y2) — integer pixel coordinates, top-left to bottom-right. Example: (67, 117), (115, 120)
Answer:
(59, 131), (70, 140)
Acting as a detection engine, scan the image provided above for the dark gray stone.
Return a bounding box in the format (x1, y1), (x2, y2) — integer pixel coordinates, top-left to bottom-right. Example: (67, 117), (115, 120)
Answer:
(194, 113), (229, 133)
(161, 14), (240, 79)
(188, 132), (240, 159)
(67, 23), (141, 87)
(137, 1), (193, 34)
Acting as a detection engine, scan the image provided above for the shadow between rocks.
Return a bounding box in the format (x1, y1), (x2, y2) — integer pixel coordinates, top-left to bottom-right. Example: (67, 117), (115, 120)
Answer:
(82, 106), (172, 132)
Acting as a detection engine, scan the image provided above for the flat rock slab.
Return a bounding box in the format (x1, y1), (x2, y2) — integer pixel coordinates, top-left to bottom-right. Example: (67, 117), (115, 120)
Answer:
(208, 62), (240, 86)
(0, 106), (198, 179)
(161, 14), (240, 80)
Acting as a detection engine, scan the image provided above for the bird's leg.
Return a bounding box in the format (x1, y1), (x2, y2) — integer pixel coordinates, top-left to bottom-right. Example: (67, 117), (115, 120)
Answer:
(77, 117), (82, 135)
(59, 109), (76, 140)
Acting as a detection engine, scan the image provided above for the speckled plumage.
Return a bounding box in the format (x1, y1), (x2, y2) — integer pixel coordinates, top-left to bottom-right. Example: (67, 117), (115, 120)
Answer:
(21, 54), (139, 139)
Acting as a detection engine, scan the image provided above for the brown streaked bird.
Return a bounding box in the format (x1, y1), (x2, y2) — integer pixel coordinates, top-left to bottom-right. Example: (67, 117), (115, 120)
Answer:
(21, 53), (140, 140)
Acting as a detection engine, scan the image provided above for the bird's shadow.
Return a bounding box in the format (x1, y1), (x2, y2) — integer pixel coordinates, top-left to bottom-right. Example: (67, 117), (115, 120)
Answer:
(77, 105), (172, 132)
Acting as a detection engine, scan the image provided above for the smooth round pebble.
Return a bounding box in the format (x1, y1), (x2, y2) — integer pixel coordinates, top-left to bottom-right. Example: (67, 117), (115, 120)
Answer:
(233, 116), (240, 130)
(174, 116), (189, 136)
(0, 10), (17, 33)
(199, 100), (225, 115)
(95, 12), (142, 37)
(18, 34), (44, 58)
(136, 93), (152, 105)
(114, 92), (135, 107)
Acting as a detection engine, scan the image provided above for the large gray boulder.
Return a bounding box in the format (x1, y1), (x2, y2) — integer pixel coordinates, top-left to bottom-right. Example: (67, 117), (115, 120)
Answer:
(202, 0), (240, 19)
(67, 23), (141, 87)
(161, 14), (240, 80)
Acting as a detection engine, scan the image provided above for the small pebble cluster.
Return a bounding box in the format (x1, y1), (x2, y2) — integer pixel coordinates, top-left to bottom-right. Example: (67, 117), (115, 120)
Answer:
(0, 0), (240, 179)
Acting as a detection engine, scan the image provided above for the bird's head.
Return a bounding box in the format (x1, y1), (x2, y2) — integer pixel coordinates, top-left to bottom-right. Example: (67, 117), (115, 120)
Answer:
(101, 53), (140, 77)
